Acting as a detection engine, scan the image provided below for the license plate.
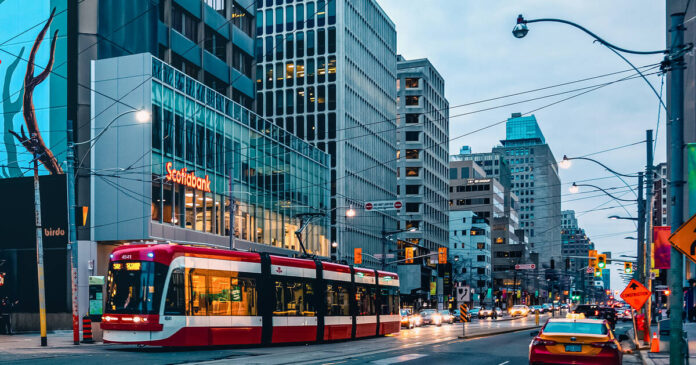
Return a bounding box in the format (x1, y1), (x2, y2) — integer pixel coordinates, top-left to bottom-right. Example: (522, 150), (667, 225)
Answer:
(565, 344), (582, 352)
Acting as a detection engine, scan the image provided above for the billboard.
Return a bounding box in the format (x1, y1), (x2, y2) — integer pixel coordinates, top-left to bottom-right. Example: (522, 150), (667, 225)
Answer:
(0, 0), (68, 177)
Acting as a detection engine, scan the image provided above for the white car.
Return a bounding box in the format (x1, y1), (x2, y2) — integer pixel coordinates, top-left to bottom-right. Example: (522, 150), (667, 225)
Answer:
(617, 307), (633, 321)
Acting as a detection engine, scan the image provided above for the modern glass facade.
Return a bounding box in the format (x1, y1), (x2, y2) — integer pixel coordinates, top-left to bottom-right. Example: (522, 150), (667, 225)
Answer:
(93, 54), (330, 256)
(254, 0), (398, 269)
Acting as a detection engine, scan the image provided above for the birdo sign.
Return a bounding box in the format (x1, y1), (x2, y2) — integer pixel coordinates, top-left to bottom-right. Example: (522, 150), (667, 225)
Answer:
(620, 279), (651, 311)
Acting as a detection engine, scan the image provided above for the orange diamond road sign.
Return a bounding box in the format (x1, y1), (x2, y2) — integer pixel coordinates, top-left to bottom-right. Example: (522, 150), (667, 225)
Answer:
(620, 279), (651, 311)
(669, 212), (696, 263)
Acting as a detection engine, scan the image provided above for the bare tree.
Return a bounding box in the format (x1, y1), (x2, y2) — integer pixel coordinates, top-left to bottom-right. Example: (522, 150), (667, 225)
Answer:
(9, 7), (63, 175)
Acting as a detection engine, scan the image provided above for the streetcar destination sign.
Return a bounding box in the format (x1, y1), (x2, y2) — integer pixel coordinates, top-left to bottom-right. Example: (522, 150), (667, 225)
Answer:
(515, 264), (536, 270)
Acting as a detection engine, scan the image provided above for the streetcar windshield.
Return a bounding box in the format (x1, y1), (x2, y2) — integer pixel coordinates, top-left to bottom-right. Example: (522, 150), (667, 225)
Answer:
(106, 261), (167, 314)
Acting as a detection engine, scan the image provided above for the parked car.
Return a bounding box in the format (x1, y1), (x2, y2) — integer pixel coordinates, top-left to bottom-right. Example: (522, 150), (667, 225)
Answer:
(419, 309), (443, 326)
(493, 307), (504, 318)
(542, 303), (553, 313)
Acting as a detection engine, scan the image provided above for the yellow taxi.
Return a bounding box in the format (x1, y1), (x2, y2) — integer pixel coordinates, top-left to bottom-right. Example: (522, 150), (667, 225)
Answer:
(529, 318), (622, 365)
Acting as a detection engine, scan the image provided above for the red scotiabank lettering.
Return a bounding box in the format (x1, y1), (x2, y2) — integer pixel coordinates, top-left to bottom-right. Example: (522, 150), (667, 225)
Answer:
(165, 162), (211, 192)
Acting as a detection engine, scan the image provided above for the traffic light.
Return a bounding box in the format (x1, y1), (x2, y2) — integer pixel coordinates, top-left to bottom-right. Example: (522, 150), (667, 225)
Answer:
(354, 248), (362, 265)
(597, 254), (606, 269)
(405, 247), (414, 264)
(438, 247), (447, 264)
(588, 250), (598, 269)
(624, 262), (633, 274)
(594, 269), (603, 278)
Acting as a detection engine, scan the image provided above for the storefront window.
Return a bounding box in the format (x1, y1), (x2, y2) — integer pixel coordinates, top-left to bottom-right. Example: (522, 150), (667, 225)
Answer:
(175, 185), (184, 227)
(205, 192), (214, 233)
(185, 188), (194, 228)
(152, 176), (161, 222)
(195, 190), (204, 231)
(163, 180), (173, 223)
(175, 114), (184, 159)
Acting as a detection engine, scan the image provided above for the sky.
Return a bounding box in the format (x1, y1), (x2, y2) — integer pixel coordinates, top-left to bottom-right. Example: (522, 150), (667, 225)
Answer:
(379, 0), (668, 291)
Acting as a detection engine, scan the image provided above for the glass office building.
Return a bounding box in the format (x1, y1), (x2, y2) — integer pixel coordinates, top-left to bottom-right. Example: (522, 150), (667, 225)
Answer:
(92, 53), (330, 256)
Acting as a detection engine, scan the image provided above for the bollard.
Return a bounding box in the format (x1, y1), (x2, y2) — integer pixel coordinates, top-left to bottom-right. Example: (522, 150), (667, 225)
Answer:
(81, 316), (93, 344)
(535, 311), (539, 326)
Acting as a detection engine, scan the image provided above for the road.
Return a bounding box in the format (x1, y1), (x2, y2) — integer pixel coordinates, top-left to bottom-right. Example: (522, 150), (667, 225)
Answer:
(0, 314), (641, 364)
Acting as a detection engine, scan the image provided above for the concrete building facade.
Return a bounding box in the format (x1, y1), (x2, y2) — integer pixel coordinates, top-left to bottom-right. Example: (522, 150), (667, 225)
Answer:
(395, 55), (450, 259)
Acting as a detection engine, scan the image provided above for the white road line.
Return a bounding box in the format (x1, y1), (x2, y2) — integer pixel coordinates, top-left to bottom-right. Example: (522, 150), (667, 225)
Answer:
(498, 361), (510, 365)
(371, 354), (427, 365)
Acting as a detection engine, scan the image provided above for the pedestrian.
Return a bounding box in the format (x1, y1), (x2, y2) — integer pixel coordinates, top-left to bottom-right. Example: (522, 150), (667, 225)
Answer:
(0, 296), (13, 335)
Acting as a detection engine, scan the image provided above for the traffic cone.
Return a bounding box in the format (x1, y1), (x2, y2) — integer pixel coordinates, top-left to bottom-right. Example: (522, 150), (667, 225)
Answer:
(650, 332), (659, 353)
(81, 315), (94, 344)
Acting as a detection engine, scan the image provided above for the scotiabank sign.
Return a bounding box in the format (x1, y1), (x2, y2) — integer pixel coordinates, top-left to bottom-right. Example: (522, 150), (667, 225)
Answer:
(164, 162), (211, 192)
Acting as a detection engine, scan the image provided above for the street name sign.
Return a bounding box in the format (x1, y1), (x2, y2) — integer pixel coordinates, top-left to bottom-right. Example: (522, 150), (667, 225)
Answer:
(620, 279), (651, 311)
(669, 212), (696, 263)
(515, 264), (536, 270)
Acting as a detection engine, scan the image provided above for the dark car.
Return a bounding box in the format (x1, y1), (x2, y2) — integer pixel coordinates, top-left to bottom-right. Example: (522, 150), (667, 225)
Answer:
(573, 305), (617, 329)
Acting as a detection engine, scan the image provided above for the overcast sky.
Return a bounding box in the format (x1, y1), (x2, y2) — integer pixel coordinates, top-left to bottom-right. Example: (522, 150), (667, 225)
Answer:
(379, 1), (668, 291)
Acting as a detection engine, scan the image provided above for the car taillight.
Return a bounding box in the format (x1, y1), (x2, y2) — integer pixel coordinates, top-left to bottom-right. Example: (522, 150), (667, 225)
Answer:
(532, 338), (557, 346)
(594, 310), (599, 316)
(590, 341), (618, 350)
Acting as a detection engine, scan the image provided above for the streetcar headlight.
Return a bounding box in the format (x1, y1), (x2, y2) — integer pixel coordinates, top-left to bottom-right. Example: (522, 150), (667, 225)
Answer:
(133, 316), (142, 323)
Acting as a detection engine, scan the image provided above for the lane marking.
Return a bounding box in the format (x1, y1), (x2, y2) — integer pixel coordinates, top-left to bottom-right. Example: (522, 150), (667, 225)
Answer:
(371, 354), (427, 365)
(499, 361), (510, 365)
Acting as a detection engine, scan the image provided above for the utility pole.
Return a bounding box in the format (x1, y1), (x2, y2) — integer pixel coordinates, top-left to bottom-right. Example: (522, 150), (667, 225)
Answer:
(668, 12), (686, 364)
(31, 133), (47, 346)
(644, 130), (654, 337)
(66, 120), (80, 344)
(637, 172), (645, 285)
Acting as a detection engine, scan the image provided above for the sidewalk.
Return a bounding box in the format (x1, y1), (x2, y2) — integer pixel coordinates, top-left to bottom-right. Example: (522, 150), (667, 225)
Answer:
(636, 322), (696, 364)
(0, 331), (102, 362)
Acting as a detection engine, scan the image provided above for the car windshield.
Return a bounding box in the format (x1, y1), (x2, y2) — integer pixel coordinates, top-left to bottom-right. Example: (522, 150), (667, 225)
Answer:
(401, 309), (409, 315)
(543, 321), (608, 335)
(106, 261), (167, 314)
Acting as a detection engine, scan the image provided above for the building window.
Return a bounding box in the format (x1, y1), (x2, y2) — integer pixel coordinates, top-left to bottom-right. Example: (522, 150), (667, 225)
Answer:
(233, 6), (253, 36)
(405, 78), (419, 88)
(405, 131), (419, 141)
(205, 0), (225, 15)
(172, 4), (198, 42)
(405, 167), (420, 177)
(449, 168), (457, 180)
(405, 185), (419, 195)
(205, 26), (227, 61)
(405, 114), (419, 124)
(405, 149), (420, 159)
(405, 203), (420, 213)
(405, 96), (419, 106)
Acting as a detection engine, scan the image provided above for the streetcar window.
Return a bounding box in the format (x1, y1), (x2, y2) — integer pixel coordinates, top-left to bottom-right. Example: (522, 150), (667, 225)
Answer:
(188, 271), (208, 316)
(229, 277), (258, 316)
(164, 268), (185, 315)
(105, 261), (167, 314)
(274, 280), (316, 316)
(325, 282), (350, 316)
(355, 285), (376, 316)
(380, 287), (399, 315)
(209, 273), (231, 316)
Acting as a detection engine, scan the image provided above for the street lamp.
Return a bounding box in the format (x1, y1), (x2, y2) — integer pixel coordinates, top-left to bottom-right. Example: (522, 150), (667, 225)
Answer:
(346, 205), (356, 217)
(568, 182), (636, 202)
(512, 13), (691, 358)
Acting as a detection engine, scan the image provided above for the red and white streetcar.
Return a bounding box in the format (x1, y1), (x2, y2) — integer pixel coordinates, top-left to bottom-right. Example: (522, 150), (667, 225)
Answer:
(102, 243), (400, 346)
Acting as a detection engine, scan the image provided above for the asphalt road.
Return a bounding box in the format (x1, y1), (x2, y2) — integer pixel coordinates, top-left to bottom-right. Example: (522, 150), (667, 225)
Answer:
(0, 314), (642, 365)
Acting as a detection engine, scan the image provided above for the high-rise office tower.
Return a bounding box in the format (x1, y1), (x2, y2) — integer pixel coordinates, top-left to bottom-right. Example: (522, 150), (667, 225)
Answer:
(396, 56), (449, 257)
(494, 113), (561, 269)
(255, 0), (398, 268)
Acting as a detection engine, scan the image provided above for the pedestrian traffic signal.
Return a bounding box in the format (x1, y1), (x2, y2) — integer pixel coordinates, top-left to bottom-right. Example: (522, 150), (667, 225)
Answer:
(405, 247), (414, 264)
(597, 254), (606, 269)
(594, 269), (603, 277)
(354, 248), (362, 265)
(624, 262), (633, 274)
(438, 247), (447, 264)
